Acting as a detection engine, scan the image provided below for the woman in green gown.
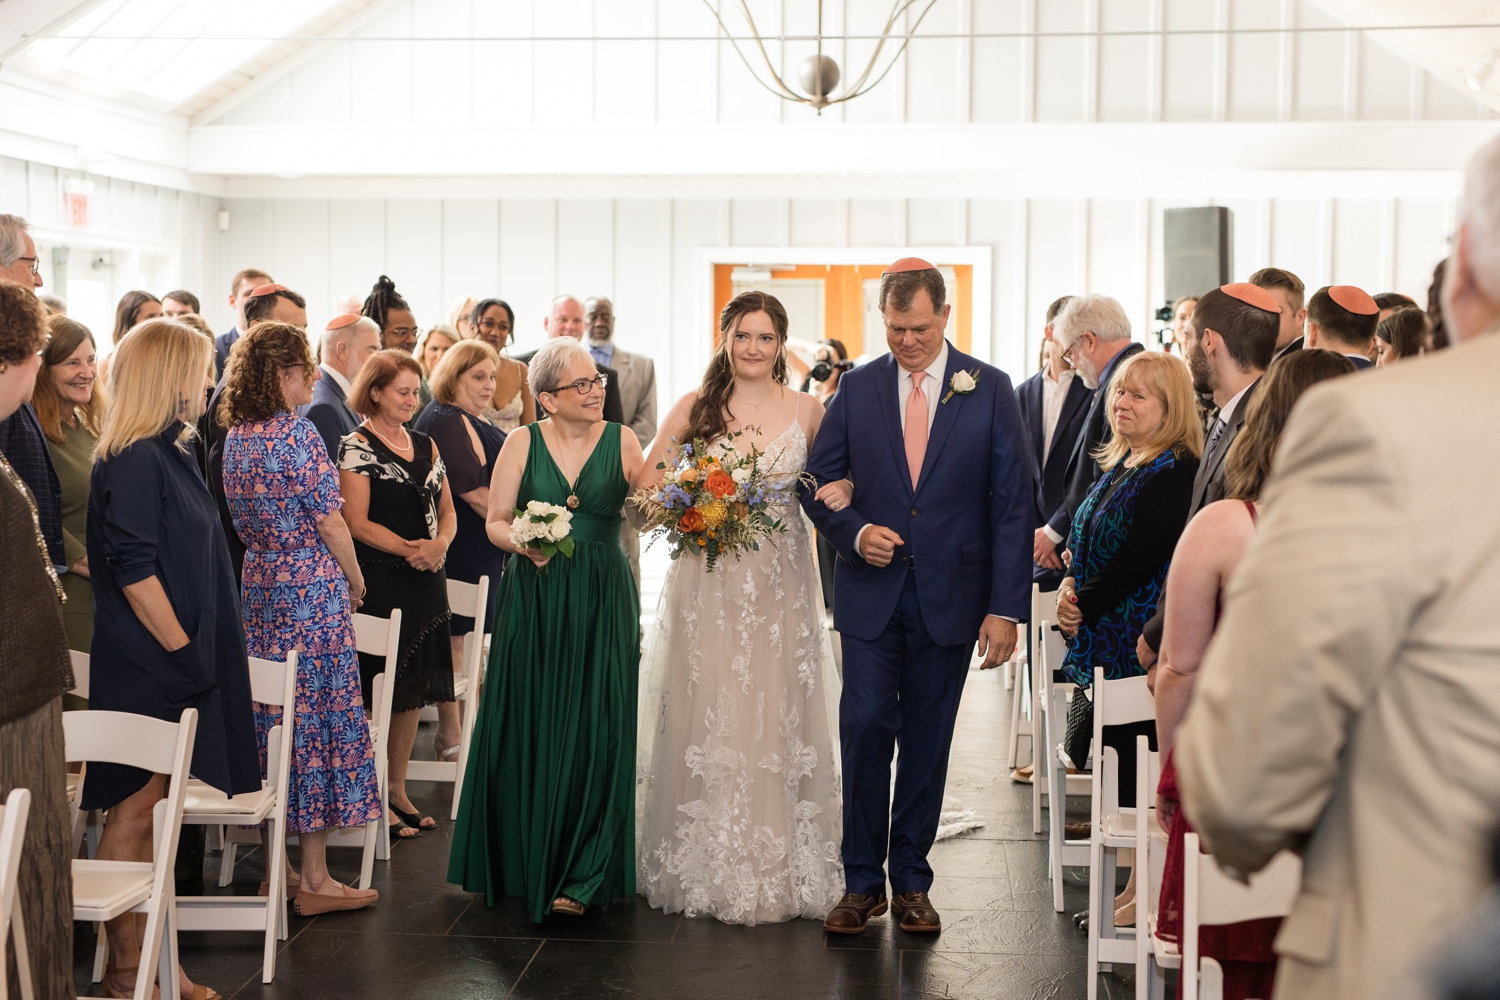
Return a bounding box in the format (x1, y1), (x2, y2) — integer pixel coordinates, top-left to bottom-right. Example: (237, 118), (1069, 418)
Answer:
(449, 337), (646, 921)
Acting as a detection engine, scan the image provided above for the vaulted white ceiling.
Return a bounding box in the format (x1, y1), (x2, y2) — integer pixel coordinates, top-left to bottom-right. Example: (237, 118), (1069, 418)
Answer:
(0, 0), (1497, 195)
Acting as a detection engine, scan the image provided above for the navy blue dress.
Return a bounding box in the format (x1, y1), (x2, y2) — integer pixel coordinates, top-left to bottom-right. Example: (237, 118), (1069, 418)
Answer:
(83, 421), (260, 809)
(414, 403), (507, 635)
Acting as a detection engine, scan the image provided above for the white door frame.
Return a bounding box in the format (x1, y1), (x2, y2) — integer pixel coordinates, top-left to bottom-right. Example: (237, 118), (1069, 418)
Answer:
(696, 246), (995, 365)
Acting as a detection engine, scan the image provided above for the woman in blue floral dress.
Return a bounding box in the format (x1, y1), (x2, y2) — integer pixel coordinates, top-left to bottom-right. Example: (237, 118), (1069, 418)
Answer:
(220, 322), (382, 916)
(1053, 351), (1200, 809)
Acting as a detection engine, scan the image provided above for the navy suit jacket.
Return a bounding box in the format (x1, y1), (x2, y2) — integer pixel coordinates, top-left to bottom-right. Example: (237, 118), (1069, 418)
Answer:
(298, 374), (359, 461)
(801, 342), (1032, 645)
(1015, 369), (1090, 532)
(1044, 341), (1145, 542)
(214, 327), (240, 378)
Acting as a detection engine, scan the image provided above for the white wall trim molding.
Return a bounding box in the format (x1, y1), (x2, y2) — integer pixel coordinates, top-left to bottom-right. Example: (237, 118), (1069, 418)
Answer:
(190, 122), (1500, 182)
(696, 245), (995, 364)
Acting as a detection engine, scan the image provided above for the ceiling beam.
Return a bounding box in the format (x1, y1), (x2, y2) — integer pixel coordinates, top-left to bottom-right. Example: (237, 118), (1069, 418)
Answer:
(189, 121), (1500, 181)
(0, 0), (109, 62)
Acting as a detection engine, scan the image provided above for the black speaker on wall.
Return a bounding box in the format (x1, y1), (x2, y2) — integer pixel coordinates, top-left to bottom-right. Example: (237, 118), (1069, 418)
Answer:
(1164, 206), (1233, 303)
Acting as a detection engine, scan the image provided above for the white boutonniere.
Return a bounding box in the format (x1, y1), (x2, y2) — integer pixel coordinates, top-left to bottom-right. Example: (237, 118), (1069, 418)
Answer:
(941, 368), (980, 404)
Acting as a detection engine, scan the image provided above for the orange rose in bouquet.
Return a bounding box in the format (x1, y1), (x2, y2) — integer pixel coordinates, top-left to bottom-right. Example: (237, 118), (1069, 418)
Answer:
(677, 507), (706, 533)
(704, 469), (736, 499)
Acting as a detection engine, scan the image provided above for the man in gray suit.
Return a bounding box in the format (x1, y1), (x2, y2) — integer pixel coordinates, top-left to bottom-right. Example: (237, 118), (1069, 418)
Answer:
(585, 296), (657, 590)
(300, 313), (380, 459)
(1176, 134), (1500, 999)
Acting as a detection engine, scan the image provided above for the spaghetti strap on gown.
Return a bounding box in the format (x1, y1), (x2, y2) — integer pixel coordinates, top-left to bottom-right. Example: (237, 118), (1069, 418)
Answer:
(448, 421), (639, 921)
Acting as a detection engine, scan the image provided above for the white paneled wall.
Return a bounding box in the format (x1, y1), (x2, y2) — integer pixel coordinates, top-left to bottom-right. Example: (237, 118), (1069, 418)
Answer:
(214, 193), (1453, 404)
(204, 0), (1493, 129)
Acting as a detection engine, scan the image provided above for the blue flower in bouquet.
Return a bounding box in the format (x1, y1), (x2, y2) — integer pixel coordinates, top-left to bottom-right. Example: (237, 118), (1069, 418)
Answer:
(660, 484), (692, 510)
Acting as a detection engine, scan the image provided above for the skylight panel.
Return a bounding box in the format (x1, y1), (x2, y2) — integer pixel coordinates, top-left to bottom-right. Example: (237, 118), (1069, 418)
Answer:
(27, 0), (348, 106)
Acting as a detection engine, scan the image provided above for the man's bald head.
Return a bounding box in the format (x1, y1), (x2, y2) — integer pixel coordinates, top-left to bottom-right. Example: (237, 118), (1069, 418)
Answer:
(322, 316), (381, 382)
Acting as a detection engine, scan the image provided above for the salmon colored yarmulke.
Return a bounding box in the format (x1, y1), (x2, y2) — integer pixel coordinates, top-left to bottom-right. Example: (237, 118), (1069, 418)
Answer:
(325, 313), (361, 330)
(248, 283), (288, 297)
(1221, 282), (1280, 313)
(1327, 285), (1378, 315)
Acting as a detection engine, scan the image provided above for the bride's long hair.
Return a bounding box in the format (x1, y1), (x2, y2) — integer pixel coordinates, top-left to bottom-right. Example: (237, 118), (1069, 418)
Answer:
(683, 291), (790, 446)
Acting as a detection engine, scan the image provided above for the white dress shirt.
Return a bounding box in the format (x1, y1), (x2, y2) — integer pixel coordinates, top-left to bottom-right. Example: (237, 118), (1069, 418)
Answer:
(1040, 367), (1074, 464)
(1209, 381), (1253, 452)
(320, 363), (353, 400)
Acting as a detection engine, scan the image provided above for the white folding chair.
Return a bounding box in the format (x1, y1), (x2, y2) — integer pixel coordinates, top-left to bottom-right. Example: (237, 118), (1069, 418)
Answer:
(1008, 585), (1052, 772)
(1086, 668), (1156, 1000)
(1181, 834), (1301, 1000)
(0, 788), (33, 1000)
(175, 652), (297, 984)
(319, 609), (402, 888)
(65, 651), (95, 858)
(406, 576), (489, 819)
(66, 709), (198, 1000)
(1041, 623), (1092, 909)
(1131, 736), (1168, 1000)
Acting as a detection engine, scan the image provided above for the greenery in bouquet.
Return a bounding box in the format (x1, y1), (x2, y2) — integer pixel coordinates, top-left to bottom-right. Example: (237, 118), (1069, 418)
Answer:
(630, 428), (804, 571)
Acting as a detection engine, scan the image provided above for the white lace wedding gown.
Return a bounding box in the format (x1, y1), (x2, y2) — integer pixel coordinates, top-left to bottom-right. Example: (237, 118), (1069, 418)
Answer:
(637, 421), (845, 925)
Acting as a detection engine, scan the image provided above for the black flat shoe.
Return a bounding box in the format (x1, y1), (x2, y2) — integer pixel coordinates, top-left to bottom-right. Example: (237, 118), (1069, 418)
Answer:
(391, 805), (436, 831)
(389, 818), (420, 844)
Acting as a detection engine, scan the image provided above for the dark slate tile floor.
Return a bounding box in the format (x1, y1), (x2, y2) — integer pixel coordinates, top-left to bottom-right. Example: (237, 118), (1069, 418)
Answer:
(74, 664), (1142, 999)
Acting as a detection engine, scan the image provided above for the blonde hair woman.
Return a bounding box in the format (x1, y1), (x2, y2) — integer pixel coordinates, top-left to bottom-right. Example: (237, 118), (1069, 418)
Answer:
(87, 319), (259, 1000)
(1052, 349), (1200, 811)
(447, 295), (478, 339)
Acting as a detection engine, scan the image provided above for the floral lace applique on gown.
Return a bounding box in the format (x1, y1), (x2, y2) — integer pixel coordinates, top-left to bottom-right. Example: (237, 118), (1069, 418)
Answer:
(637, 421), (845, 925)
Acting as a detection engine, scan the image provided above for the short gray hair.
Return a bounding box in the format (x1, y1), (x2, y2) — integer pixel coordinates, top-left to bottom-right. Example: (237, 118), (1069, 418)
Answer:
(1053, 293), (1132, 347)
(529, 336), (596, 399)
(1461, 134), (1500, 302)
(39, 293), (68, 316)
(322, 315), (379, 355)
(0, 215), (30, 269)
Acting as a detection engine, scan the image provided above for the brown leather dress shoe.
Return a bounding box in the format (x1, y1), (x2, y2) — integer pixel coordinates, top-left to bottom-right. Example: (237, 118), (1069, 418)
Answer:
(891, 891), (942, 932)
(822, 892), (888, 934)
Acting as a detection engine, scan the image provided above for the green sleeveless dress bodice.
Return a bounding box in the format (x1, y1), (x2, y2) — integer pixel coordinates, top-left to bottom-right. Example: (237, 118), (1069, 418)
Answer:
(448, 422), (639, 920)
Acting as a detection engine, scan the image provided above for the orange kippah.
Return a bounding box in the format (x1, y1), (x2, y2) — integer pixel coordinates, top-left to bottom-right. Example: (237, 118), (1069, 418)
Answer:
(1327, 285), (1378, 315)
(326, 313), (361, 331)
(1220, 282), (1280, 313)
(883, 257), (937, 274)
(248, 283), (287, 297)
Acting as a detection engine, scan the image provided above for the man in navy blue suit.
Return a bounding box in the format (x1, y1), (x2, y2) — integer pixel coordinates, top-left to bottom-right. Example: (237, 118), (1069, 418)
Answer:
(213, 267), (273, 377)
(1014, 295), (1091, 591)
(300, 312), (380, 459)
(802, 259), (1031, 935)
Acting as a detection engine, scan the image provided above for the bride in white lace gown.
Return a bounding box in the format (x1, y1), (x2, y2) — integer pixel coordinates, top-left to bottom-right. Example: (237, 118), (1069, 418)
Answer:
(634, 293), (846, 925)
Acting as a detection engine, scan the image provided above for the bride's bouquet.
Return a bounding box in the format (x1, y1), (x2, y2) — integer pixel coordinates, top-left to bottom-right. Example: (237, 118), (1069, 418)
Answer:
(630, 429), (802, 572)
(511, 500), (574, 573)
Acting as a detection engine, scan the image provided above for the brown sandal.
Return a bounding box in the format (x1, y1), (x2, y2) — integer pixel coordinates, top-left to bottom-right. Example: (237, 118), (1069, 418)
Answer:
(551, 896), (585, 916)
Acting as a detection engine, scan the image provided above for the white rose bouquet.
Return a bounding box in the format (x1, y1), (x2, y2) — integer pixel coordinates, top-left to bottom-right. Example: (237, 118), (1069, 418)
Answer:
(510, 500), (575, 573)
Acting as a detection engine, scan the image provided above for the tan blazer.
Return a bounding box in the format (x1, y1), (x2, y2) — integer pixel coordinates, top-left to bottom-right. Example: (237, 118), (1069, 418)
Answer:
(609, 346), (657, 449)
(1175, 334), (1500, 1000)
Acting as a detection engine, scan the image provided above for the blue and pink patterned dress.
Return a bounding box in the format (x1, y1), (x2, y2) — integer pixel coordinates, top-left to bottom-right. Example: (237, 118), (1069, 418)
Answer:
(224, 413), (381, 834)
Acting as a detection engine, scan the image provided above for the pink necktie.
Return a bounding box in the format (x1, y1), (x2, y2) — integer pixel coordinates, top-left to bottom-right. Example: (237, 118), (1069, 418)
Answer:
(905, 370), (929, 489)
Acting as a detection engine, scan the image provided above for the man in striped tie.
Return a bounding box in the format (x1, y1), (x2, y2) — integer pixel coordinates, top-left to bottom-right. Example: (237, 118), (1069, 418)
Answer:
(802, 258), (1032, 936)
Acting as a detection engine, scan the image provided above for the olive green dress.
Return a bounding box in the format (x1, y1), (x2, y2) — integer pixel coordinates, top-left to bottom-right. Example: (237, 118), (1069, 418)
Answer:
(448, 421), (639, 921)
(47, 419), (97, 655)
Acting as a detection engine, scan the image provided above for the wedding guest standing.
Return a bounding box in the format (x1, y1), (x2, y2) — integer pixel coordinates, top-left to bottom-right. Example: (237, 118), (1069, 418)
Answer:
(449, 337), (645, 921)
(1152, 350), (1355, 1000)
(1375, 305), (1429, 367)
(0, 278), (74, 1000)
(214, 268), (273, 376)
(470, 298), (533, 431)
(414, 340), (506, 765)
(339, 350), (457, 838)
(161, 289), (200, 318)
(413, 323), (458, 420)
(220, 322), (381, 915)
(32, 316), (105, 654)
(87, 318), (257, 1000)
(362, 276), (419, 354)
(302, 313), (380, 459)
(448, 295), (478, 340)
(110, 289), (162, 346)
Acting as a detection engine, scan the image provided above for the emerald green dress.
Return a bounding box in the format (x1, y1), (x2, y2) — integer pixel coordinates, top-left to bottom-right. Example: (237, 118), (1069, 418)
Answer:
(448, 421), (639, 921)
